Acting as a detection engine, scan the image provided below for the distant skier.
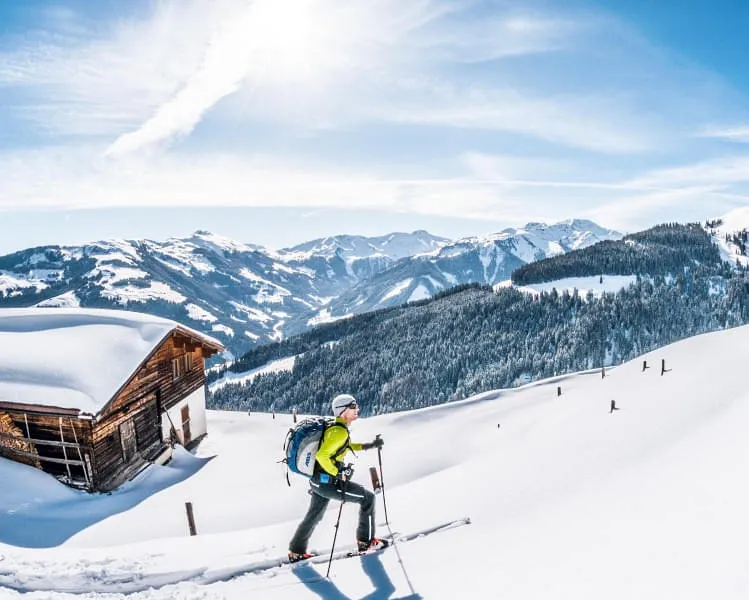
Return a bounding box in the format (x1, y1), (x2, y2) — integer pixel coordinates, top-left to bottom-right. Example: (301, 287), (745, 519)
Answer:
(288, 393), (385, 563)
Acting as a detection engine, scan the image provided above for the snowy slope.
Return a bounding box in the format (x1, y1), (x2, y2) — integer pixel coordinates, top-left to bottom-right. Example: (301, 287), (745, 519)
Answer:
(498, 274), (638, 299)
(712, 207), (749, 268)
(2, 325), (749, 598)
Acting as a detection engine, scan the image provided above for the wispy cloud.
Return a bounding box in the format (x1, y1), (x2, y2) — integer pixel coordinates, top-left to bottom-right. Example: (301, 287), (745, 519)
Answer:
(0, 1), (237, 136)
(410, 13), (581, 62)
(376, 88), (657, 154)
(107, 0), (351, 155)
(1, 0), (748, 236)
(700, 125), (749, 143)
(627, 156), (749, 188)
(2, 143), (737, 231)
(1, 1), (601, 151)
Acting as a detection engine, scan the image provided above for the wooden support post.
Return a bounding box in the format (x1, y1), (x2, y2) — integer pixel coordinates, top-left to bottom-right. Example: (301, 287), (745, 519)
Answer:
(84, 454), (94, 488)
(557, 386), (562, 397)
(185, 501), (197, 536)
(69, 418), (90, 487)
(661, 359), (667, 376)
(292, 408), (297, 423)
(642, 360), (648, 372)
(59, 417), (72, 481)
(601, 366), (606, 379)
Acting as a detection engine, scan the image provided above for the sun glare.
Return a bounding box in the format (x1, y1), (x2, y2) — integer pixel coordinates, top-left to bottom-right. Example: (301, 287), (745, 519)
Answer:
(245, 0), (340, 84)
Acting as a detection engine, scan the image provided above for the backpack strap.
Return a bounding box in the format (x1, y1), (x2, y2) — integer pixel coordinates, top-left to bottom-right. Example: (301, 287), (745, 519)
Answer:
(281, 426), (295, 486)
(320, 421), (353, 470)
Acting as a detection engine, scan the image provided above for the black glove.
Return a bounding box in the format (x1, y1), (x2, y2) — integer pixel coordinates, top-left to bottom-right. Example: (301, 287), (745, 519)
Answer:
(338, 464), (354, 482)
(362, 437), (384, 451)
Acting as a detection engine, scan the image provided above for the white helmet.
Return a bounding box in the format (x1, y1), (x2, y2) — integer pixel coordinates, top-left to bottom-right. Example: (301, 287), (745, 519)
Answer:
(331, 393), (357, 417)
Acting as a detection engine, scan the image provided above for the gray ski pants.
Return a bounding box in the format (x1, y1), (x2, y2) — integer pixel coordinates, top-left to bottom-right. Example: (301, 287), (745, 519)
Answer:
(289, 479), (375, 554)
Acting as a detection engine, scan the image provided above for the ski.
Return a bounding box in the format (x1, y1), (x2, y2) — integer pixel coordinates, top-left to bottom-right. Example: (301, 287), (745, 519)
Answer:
(305, 516), (470, 567)
(237, 516), (471, 579)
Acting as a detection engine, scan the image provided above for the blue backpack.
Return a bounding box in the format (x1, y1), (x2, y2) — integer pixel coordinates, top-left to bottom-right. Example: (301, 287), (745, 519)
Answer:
(283, 417), (336, 485)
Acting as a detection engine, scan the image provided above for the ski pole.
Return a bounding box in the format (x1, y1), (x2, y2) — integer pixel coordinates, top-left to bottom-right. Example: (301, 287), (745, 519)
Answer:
(325, 464), (351, 578)
(376, 435), (390, 527)
(376, 438), (416, 595)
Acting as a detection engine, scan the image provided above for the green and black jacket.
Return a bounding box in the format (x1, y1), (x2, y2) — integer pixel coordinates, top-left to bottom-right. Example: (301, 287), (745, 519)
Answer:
(314, 417), (364, 478)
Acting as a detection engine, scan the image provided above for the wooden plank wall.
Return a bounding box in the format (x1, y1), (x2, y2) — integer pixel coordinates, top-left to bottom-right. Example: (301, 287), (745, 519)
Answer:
(90, 334), (208, 491)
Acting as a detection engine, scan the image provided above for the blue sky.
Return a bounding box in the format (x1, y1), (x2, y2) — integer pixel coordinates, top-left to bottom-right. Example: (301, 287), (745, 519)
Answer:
(1, 0), (748, 254)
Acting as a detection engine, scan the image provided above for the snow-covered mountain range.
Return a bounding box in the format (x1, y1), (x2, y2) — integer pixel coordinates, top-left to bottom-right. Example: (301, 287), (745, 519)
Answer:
(0, 221), (620, 359)
(317, 219), (621, 321)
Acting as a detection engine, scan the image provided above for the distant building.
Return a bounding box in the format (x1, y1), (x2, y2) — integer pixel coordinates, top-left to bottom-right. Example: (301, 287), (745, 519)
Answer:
(0, 308), (223, 492)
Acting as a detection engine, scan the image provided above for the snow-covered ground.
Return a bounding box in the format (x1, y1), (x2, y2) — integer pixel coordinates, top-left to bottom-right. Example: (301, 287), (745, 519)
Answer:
(712, 207), (749, 269)
(3, 324), (749, 598)
(208, 355), (296, 392)
(497, 274), (637, 299)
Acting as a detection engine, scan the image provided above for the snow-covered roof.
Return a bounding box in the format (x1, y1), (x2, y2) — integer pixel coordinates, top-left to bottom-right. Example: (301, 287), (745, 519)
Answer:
(0, 308), (222, 415)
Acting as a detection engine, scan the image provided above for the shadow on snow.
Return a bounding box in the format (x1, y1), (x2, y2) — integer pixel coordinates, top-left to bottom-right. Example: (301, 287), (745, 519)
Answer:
(294, 553), (423, 600)
(0, 445), (212, 548)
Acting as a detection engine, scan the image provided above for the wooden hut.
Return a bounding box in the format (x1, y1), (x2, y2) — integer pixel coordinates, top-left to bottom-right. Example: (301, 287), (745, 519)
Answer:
(0, 308), (223, 492)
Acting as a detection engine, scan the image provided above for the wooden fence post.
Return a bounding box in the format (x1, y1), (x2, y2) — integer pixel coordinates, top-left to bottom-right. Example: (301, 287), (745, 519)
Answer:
(557, 386), (562, 397)
(661, 359), (667, 376)
(185, 501), (197, 536)
(642, 360), (648, 372)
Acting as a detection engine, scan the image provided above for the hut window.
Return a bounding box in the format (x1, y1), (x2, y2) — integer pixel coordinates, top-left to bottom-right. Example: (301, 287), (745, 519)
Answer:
(171, 353), (194, 380)
(172, 357), (183, 379)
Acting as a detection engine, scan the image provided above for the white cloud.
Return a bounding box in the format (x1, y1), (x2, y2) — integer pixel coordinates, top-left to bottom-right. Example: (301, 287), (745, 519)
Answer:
(1, 1), (604, 151)
(106, 1), (588, 155)
(106, 0), (353, 156)
(627, 156), (749, 188)
(417, 13), (584, 63)
(583, 186), (741, 233)
(700, 126), (749, 144)
(371, 87), (658, 154)
(1, 0), (749, 239)
(0, 1), (241, 136)
(0, 143), (702, 231)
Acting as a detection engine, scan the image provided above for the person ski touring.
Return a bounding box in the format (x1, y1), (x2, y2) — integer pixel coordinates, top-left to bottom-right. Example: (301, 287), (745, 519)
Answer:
(288, 393), (385, 563)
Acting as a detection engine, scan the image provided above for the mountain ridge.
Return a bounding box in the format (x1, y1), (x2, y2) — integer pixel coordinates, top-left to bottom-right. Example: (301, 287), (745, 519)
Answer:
(0, 220), (621, 359)
(209, 222), (749, 415)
